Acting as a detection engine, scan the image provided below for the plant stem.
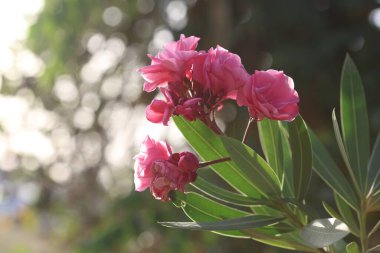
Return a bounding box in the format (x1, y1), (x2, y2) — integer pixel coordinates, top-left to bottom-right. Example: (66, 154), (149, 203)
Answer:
(276, 201), (304, 228)
(202, 115), (224, 135)
(358, 199), (368, 253)
(242, 117), (255, 144)
(198, 157), (231, 168)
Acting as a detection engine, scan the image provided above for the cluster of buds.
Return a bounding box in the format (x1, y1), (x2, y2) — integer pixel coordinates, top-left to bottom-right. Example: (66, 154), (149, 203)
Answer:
(134, 35), (299, 201)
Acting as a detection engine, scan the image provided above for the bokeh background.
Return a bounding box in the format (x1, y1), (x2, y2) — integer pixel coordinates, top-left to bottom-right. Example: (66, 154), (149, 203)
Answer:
(0, 0), (379, 252)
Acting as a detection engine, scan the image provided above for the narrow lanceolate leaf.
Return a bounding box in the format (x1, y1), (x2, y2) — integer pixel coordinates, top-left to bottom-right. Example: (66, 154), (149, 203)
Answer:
(332, 109), (360, 193)
(221, 136), (281, 198)
(170, 191), (304, 248)
(279, 122), (295, 197)
(285, 198), (319, 220)
(334, 193), (359, 236)
(174, 117), (261, 198)
(368, 132), (380, 195)
(288, 116), (312, 200)
(244, 230), (319, 253)
(310, 130), (359, 210)
(170, 191), (250, 238)
(159, 215), (284, 231)
(346, 242), (360, 253)
(323, 202), (344, 222)
(300, 218), (350, 248)
(174, 191), (316, 252)
(340, 54), (369, 192)
(258, 118), (282, 176)
(191, 177), (270, 207)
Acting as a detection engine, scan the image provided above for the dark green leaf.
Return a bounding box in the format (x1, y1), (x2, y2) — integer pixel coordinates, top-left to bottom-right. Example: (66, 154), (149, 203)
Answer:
(300, 218), (350, 248)
(331, 240), (349, 253)
(288, 116), (312, 200)
(332, 109), (360, 193)
(171, 191), (251, 238)
(334, 193), (359, 236)
(181, 204), (248, 238)
(279, 122), (295, 197)
(221, 136), (281, 198)
(191, 177), (270, 207)
(323, 202), (344, 221)
(368, 132), (380, 195)
(346, 242), (359, 253)
(174, 117), (262, 198)
(244, 230), (319, 252)
(159, 215), (284, 230)
(258, 118), (282, 176)
(340, 54), (369, 192)
(285, 198), (320, 220)
(171, 191), (313, 251)
(171, 191), (250, 217)
(310, 130), (359, 210)
(266, 222), (295, 233)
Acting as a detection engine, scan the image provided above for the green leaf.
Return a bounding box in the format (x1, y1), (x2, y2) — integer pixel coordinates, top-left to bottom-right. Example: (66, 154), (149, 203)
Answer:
(191, 177), (270, 207)
(300, 218), (350, 248)
(288, 116), (312, 200)
(221, 136), (281, 198)
(174, 117), (261, 198)
(258, 118), (282, 176)
(171, 191), (250, 238)
(171, 191), (314, 251)
(332, 109), (360, 193)
(171, 191), (250, 217)
(310, 130), (359, 210)
(258, 119), (294, 197)
(368, 132), (380, 195)
(181, 205), (247, 238)
(159, 215), (284, 230)
(346, 242), (359, 253)
(334, 193), (359, 236)
(279, 122), (295, 197)
(323, 202), (344, 221)
(285, 198), (319, 220)
(340, 54), (369, 192)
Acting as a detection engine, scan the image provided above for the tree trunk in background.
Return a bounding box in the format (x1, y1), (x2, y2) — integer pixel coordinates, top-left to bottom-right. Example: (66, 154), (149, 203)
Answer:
(207, 0), (232, 47)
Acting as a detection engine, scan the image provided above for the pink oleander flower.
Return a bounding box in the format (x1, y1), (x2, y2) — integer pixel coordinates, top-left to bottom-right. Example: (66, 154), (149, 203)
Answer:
(134, 136), (199, 201)
(140, 35), (251, 132)
(192, 46), (250, 102)
(134, 136), (172, 192)
(146, 99), (174, 126)
(174, 97), (203, 121)
(139, 34), (200, 92)
(237, 70), (299, 121)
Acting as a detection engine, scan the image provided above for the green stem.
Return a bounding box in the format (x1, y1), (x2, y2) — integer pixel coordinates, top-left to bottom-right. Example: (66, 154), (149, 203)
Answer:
(358, 199), (368, 253)
(279, 202), (304, 229)
(198, 157), (231, 168)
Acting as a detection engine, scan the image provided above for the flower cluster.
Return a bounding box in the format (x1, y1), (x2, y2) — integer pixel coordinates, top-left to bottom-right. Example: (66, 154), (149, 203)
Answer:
(134, 136), (199, 201)
(139, 34), (299, 129)
(134, 35), (300, 201)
